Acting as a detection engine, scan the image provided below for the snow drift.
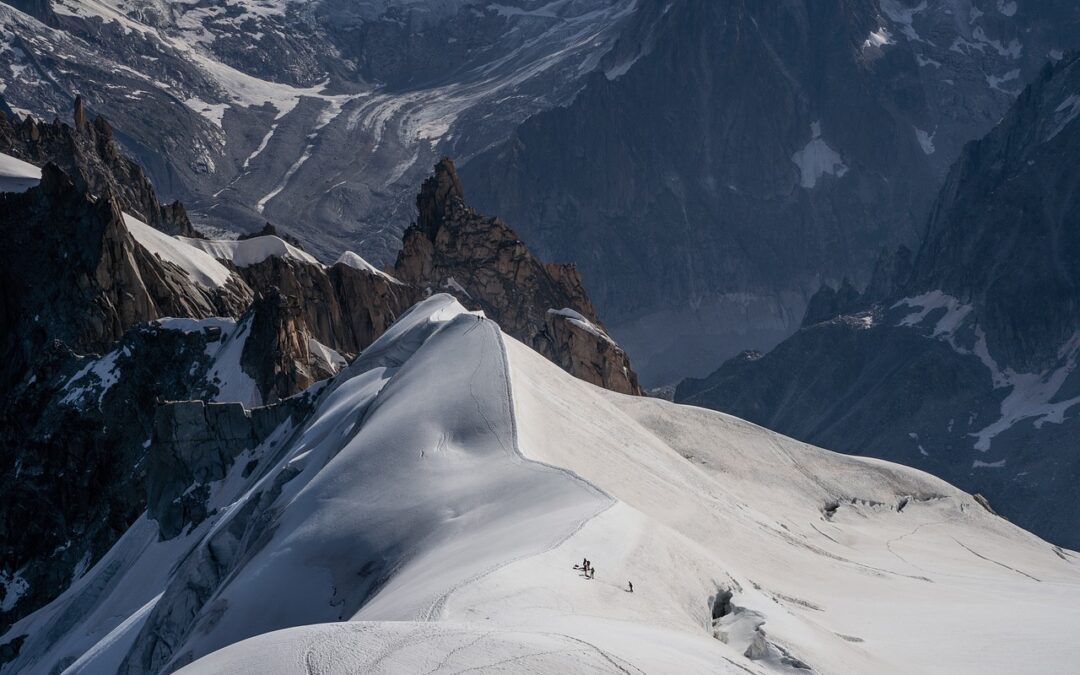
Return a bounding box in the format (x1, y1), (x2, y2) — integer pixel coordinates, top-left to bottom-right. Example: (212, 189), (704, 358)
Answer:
(4, 295), (1079, 674)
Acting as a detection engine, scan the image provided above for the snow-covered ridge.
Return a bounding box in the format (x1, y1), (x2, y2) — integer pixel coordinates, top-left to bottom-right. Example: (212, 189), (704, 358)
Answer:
(177, 236), (402, 286)
(7, 293), (1080, 675)
(123, 214), (234, 288)
(180, 234), (319, 268)
(335, 250), (402, 284)
(0, 151), (41, 192)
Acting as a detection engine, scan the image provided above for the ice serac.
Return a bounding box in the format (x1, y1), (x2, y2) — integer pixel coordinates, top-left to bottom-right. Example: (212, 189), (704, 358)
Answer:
(676, 52), (1080, 549)
(395, 158), (642, 395)
(0, 99), (198, 237)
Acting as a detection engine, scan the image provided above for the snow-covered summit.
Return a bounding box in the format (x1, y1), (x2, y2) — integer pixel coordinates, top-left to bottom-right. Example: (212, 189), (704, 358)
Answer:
(6, 293), (1079, 675)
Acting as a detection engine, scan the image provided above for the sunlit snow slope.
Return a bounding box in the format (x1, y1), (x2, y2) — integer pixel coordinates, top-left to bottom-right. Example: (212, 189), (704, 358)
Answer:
(6, 295), (1079, 674)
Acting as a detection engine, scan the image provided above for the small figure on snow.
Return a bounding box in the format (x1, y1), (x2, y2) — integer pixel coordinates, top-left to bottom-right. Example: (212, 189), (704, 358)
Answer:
(628, 581), (633, 593)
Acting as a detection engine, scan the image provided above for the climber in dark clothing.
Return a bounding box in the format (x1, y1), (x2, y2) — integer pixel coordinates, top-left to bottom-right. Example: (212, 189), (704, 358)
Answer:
(628, 581), (633, 593)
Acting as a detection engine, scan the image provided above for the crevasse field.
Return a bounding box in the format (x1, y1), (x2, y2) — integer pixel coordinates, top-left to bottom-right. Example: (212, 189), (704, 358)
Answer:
(9, 295), (1080, 674)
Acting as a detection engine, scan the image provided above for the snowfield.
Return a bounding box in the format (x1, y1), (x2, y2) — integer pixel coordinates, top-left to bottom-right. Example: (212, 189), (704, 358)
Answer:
(4, 295), (1079, 674)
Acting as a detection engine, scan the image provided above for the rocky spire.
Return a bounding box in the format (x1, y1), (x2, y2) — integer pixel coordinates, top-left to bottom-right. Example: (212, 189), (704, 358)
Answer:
(73, 95), (87, 132)
(396, 158), (642, 395)
(415, 156), (465, 237)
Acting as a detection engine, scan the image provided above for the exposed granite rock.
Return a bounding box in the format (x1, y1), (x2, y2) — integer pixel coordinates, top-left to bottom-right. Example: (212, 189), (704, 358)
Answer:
(0, 163), (251, 389)
(544, 310), (640, 394)
(395, 158), (641, 395)
(232, 255), (417, 362)
(0, 97), (198, 236)
(240, 289), (336, 405)
(461, 0), (1080, 385)
(0, 323), (233, 635)
(861, 245), (913, 306)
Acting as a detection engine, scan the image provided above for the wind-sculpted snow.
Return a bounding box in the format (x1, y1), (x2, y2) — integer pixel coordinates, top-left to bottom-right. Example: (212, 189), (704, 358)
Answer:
(5, 295), (1080, 674)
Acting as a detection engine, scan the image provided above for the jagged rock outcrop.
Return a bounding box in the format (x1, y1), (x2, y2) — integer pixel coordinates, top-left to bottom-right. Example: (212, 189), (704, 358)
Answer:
(861, 245), (914, 306)
(0, 321), (234, 636)
(676, 53), (1080, 548)
(0, 97), (197, 236)
(148, 398), (309, 539)
(395, 158), (641, 395)
(240, 289), (339, 404)
(800, 279), (861, 328)
(0, 163), (251, 389)
(232, 255), (417, 362)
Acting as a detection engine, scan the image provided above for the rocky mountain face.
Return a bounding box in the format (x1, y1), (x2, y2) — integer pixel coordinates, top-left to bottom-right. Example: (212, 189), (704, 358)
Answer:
(223, 251), (417, 363)
(0, 0), (635, 259)
(676, 52), (1080, 548)
(394, 158), (641, 395)
(461, 0), (1080, 384)
(0, 314), (322, 640)
(0, 162), (251, 389)
(0, 98), (197, 236)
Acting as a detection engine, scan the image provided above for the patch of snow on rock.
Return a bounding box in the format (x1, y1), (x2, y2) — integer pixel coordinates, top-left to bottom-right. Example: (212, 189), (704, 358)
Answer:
(547, 307), (615, 344)
(915, 127), (936, 154)
(335, 250), (402, 284)
(895, 293), (1080, 451)
(792, 122), (848, 189)
(1048, 94), (1080, 140)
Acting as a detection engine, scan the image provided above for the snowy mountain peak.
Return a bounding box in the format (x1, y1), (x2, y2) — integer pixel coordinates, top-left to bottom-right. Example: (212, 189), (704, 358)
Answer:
(6, 293), (1080, 674)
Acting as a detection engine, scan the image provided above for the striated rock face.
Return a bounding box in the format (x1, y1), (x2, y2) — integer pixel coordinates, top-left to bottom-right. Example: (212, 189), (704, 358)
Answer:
(676, 53), (1080, 548)
(395, 158), (641, 395)
(0, 321), (239, 635)
(0, 98), (197, 236)
(0, 164), (250, 389)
